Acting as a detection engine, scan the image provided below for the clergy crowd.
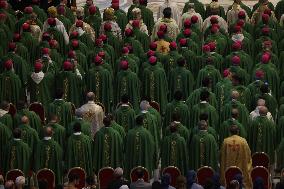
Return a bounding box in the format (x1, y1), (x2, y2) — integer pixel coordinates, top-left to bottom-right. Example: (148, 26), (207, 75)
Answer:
(1, 0), (284, 188)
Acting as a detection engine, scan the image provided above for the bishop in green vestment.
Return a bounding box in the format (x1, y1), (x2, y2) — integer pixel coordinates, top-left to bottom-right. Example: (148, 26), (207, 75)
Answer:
(168, 57), (194, 101)
(0, 102), (13, 131)
(189, 120), (218, 171)
(0, 60), (22, 105)
(68, 110), (92, 138)
(182, 0), (205, 18)
(219, 109), (247, 146)
(47, 89), (73, 128)
(163, 91), (190, 129)
(46, 114), (66, 148)
(276, 138), (284, 170)
(14, 101), (42, 134)
(4, 128), (31, 176)
(161, 123), (189, 175)
(28, 62), (55, 108)
(93, 116), (123, 172)
(190, 90), (219, 129)
(86, 56), (113, 112)
(36, 127), (63, 184)
(85, 5), (102, 38)
(124, 115), (155, 177)
(0, 121), (11, 172)
(138, 1), (154, 35)
(114, 94), (136, 132)
(67, 123), (93, 176)
(115, 60), (140, 111)
(248, 106), (276, 163)
(142, 56), (168, 113)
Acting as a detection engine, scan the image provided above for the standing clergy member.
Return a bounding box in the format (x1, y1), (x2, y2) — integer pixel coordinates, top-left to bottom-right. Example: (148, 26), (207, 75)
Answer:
(220, 125), (252, 189)
(124, 115), (155, 177)
(66, 122), (93, 176)
(157, 0), (181, 27)
(36, 127), (63, 184)
(77, 92), (104, 137)
(4, 128), (31, 176)
(161, 122), (188, 175)
(189, 120), (218, 171)
(93, 116), (123, 172)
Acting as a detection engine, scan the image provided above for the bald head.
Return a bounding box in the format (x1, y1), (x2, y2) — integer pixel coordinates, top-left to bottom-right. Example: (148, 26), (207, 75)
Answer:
(169, 122), (178, 133)
(44, 126), (53, 137)
(229, 124), (239, 135)
(231, 108), (239, 119)
(198, 120), (208, 130)
(257, 98), (266, 107)
(86, 92), (95, 101)
(21, 116), (29, 124)
(140, 100), (150, 111)
(231, 90), (240, 100)
(259, 106), (268, 116)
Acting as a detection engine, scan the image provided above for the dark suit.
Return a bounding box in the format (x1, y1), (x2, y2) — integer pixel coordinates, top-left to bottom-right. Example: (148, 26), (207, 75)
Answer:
(129, 179), (152, 189)
(108, 178), (130, 189)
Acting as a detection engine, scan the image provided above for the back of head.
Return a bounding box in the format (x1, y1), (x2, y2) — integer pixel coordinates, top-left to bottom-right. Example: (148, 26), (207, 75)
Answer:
(199, 113), (208, 121)
(0, 101), (10, 110)
(260, 84), (269, 94)
(163, 7), (172, 18)
(140, 100), (149, 111)
(228, 180), (240, 189)
(231, 108), (239, 119)
(13, 128), (22, 139)
(202, 77), (212, 88)
(103, 116), (111, 127)
(55, 89), (64, 99)
(44, 126), (53, 137)
(174, 90), (183, 101)
(136, 115), (144, 125)
(253, 177), (264, 189)
(21, 116), (29, 125)
(136, 169), (144, 179)
(68, 173), (79, 183)
(38, 180), (48, 189)
(229, 124), (239, 135)
(73, 122), (81, 133)
(17, 100), (26, 110)
(203, 178), (215, 189)
(121, 94), (129, 104)
(161, 174), (171, 187)
(187, 170), (197, 188)
(86, 92), (95, 101)
(171, 112), (181, 122)
(113, 167), (123, 178)
(200, 90), (210, 101)
(198, 120), (207, 130)
(85, 176), (95, 186)
(177, 57), (186, 67)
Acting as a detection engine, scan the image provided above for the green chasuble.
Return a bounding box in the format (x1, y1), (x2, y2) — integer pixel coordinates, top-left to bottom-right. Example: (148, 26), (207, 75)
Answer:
(248, 116), (276, 163)
(84, 4), (101, 18)
(0, 111), (13, 131)
(0, 122), (11, 171)
(196, 65), (222, 89)
(138, 5), (154, 35)
(124, 125), (155, 177)
(69, 118), (91, 138)
(221, 100), (249, 130)
(56, 71), (83, 108)
(124, 37), (145, 60)
(247, 80), (264, 108)
(219, 118), (247, 146)
(57, 15), (72, 32)
(14, 109), (42, 134)
(224, 51), (253, 75)
(189, 131), (218, 171)
(116, 55), (138, 74)
(186, 87), (218, 109)
(214, 78), (232, 112)
(85, 14), (102, 38)
(19, 124), (40, 155)
(32, 5), (47, 23)
(20, 32), (39, 64)
(46, 122), (66, 148)
(232, 85), (252, 109)
(276, 138), (284, 170)
(3, 52), (29, 85)
(191, 102), (219, 130)
(162, 50), (183, 76)
(35, 138), (63, 184)
(86, 65), (113, 113)
(67, 133), (93, 176)
(111, 121), (126, 140)
(168, 65), (194, 101)
(0, 70), (22, 105)
(114, 104), (136, 132)
(105, 31), (122, 60)
(142, 64), (168, 113)
(276, 116), (284, 146)
(182, 0), (205, 18)
(115, 70), (140, 111)
(190, 126), (217, 143)
(114, 9), (128, 32)
(127, 4), (139, 20)
(252, 2), (274, 13)
(253, 65), (280, 100)
(205, 5), (225, 19)
(275, 0), (284, 19)
(4, 139), (31, 175)
(93, 127), (123, 172)
(28, 72), (55, 108)
(164, 122), (190, 143)
(137, 112), (160, 159)
(161, 133), (189, 175)
(47, 99), (73, 128)
(46, 27), (67, 55)
(163, 100), (190, 129)
(133, 27), (150, 52)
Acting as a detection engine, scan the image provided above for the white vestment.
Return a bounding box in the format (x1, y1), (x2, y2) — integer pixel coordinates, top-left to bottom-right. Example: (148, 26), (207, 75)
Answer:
(181, 9), (203, 30)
